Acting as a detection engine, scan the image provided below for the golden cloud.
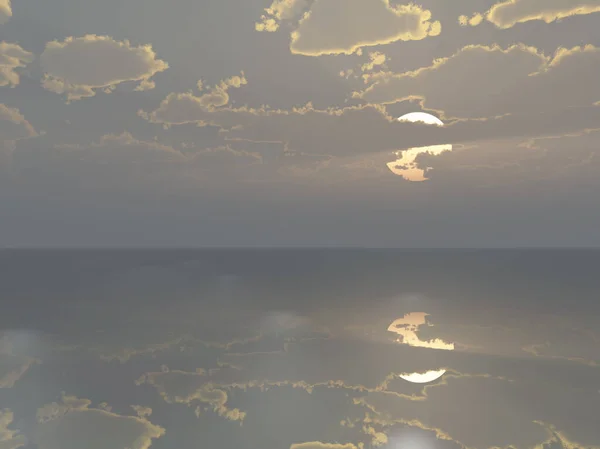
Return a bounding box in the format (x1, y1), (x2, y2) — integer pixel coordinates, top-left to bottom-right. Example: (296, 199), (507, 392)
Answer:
(33, 394), (165, 449)
(0, 104), (38, 142)
(256, 0), (311, 32)
(0, 104), (38, 168)
(136, 48), (600, 168)
(130, 406), (153, 418)
(290, 442), (361, 449)
(137, 369), (246, 422)
(289, 0), (441, 56)
(411, 128), (600, 190)
(137, 72), (250, 126)
(484, 0), (600, 29)
(0, 42), (34, 87)
(357, 44), (600, 119)
(361, 52), (387, 73)
(193, 72), (247, 108)
(0, 0), (11, 24)
(40, 35), (168, 101)
(387, 313), (454, 350)
(0, 409), (26, 449)
(458, 13), (483, 27)
(362, 374), (600, 449)
(141, 81), (600, 167)
(93, 335), (188, 363)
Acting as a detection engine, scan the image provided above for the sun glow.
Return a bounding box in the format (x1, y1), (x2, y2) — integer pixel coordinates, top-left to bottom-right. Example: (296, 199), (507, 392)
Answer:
(387, 112), (453, 182)
(388, 312), (454, 383)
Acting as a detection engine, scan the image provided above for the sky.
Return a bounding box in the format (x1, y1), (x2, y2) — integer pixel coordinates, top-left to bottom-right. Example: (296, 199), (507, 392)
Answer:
(1, 0), (600, 246)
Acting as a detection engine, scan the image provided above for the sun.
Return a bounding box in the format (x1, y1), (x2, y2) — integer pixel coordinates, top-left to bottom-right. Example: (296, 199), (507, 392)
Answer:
(387, 112), (453, 182)
(397, 370), (450, 384)
(388, 312), (454, 384)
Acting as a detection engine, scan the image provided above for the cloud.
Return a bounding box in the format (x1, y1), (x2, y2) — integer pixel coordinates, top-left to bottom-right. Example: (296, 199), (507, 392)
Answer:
(217, 337), (460, 391)
(124, 307), (600, 449)
(193, 73), (247, 108)
(0, 104), (38, 142)
(227, 104), (600, 161)
(190, 145), (262, 170)
(0, 410), (26, 449)
(357, 44), (600, 120)
(463, 0), (600, 29)
(0, 104), (37, 169)
(361, 52), (387, 73)
(131, 406), (153, 419)
(52, 132), (185, 164)
(139, 47), (600, 163)
(32, 394), (165, 449)
(0, 0), (11, 24)
(288, 0), (441, 56)
(40, 35), (168, 101)
(137, 72), (249, 126)
(387, 313), (454, 350)
(0, 351), (36, 388)
(141, 79), (600, 166)
(413, 129), (600, 191)
(212, 311), (600, 398)
(135, 369), (209, 403)
(458, 13), (484, 27)
(93, 335), (188, 364)
(12, 131), (265, 191)
(361, 374), (600, 449)
(8, 132), (191, 191)
(0, 42), (34, 87)
(137, 369), (246, 422)
(256, 0), (311, 32)
(141, 100), (421, 156)
(290, 443), (360, 449)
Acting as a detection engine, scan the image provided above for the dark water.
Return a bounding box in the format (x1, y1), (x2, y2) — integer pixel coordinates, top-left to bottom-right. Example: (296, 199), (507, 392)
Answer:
(1, 250), (599, 449)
